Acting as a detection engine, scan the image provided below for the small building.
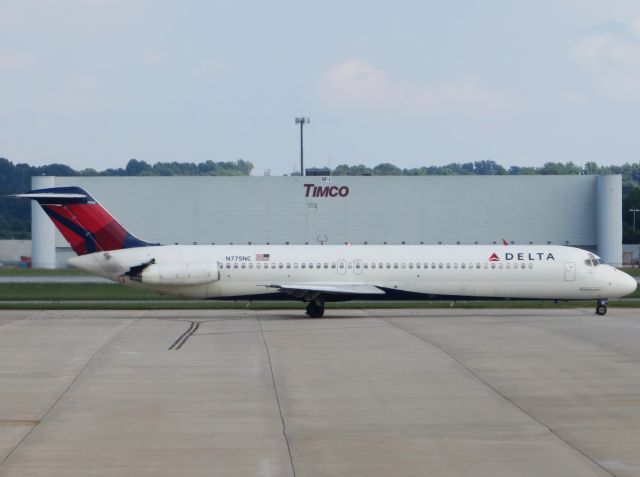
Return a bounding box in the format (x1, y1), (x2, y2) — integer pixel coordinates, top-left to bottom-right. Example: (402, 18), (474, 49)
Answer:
(305, 167), (331, 177)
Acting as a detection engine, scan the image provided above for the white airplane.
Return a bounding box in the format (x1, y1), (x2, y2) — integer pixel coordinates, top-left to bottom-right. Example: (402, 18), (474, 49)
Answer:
(17, 186), (637, 317)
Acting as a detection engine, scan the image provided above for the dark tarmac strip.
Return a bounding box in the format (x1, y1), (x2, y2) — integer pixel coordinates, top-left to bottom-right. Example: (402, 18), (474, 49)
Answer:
(0, 308), (639, 477)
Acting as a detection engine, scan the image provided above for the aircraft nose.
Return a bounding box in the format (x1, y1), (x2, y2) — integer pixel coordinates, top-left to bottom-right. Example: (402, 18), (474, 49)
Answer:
(616, 272), (638, 297)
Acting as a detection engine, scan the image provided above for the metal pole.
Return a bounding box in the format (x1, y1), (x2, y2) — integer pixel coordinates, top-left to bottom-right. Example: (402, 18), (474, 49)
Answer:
(300, 121), (304, 176)
(295, 117), (309, 176)
(630, 209), (640, 237)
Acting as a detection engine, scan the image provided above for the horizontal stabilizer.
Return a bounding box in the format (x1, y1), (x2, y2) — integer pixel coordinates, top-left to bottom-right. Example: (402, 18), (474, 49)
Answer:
(14, 192), (89, 201)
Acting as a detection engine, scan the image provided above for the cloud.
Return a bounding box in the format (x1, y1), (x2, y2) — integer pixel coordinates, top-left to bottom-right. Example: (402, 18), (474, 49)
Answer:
(572, 24), (640, 99)
(320, 59), (512, 114)
(0, 53), (33, 72)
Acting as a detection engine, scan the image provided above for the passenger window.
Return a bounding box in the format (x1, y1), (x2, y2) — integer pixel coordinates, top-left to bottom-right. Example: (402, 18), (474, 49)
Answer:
(256, 263), (261, 269)
(416, 263), (420, 269)
(401, 263), (406, 269)
(446, 263), (450, 269)
(393, 263), (398, 269)
(309, 263), (313, 269)
(355, 262), (361, 269)
(331, 263), (336, 269)
(528, 263), (533, 269)
(371, 263), (376, 269)
(520, 263), (526, 269)
(498, 263), (503, 269)
(294, 263), (298, 269)
(506, 263), (511, 269)
(483, 263), (488, 269)
(409, 263), (413, 269)
(490, 263), (495, 269)
(226, 263), (231, 269)
(286, 263), (291, 269)
(347, 263), (352, 269)
(241, 263), (246, 269)
(324, 263), (329, 269)
(249, 263), (253, 269)
(338, 262), (344, 269)
(431, 263), (436, 269)
(453, 263), (458, 269)
(316, 263), (321, 269)
(380, 263), (384, 269)
(364, 263), (368, 269)
(438, 263), (443, 269)
(386, 263), (391, 269)
(302, 263), (306, 269)
(278, 263), (283, 269)
(476, 263), (480, 269)
(233, 263), (239, 269)
(461, 263), (466, 269)
(271, 263), (276, 269)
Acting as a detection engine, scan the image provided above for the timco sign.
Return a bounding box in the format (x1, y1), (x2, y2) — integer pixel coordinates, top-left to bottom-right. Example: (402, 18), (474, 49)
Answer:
(304, 183), (350, 198)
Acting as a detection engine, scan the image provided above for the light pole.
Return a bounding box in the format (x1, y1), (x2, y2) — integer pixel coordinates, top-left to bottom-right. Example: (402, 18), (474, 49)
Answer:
(295, 117), (310, 176)
(630, 209), (640, 237)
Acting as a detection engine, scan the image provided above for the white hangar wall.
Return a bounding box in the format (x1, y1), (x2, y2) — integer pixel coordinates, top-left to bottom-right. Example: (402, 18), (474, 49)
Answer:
(30, 174), (622, 268)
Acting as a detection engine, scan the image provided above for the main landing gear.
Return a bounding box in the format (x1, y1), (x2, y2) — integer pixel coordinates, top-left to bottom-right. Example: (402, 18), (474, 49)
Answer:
(595, 299), (608, 316)
(305, 297), (325, 318)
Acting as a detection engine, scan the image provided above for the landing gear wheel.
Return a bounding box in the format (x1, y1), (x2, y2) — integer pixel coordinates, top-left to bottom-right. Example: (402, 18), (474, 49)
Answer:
(595, 299), (608, 316)
(305, 301), (325, 318)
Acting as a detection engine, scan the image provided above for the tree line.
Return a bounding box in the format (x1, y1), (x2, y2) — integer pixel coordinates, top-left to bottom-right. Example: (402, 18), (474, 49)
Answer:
(2, 157), (640, 243)
(0, 158), (254, 240)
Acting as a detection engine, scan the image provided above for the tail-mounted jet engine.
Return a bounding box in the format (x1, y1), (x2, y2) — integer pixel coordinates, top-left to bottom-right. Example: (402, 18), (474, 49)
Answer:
(126, 259), (220, 286)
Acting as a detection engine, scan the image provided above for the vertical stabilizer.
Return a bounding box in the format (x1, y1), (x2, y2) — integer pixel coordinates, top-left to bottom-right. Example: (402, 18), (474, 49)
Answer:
(15, 186), (156, 255)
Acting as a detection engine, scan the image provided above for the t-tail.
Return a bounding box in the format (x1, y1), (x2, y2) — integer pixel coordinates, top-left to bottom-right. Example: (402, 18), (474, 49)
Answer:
(15, 186), (156, 255)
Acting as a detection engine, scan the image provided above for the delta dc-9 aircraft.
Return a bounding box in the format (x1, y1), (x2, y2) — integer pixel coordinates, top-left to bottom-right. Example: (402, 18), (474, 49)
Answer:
(17, 186), (637, 317)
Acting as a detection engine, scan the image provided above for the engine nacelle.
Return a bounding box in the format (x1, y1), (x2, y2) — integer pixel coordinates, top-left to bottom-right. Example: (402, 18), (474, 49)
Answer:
(136, 261), (219, 286)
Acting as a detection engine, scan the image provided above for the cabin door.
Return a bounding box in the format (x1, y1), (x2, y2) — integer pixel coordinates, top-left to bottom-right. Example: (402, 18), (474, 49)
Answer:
(564, 262), (576, 281)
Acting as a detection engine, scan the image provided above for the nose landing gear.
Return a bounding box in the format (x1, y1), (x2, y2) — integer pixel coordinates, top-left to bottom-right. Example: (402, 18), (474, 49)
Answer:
(595, 299), (608, 316)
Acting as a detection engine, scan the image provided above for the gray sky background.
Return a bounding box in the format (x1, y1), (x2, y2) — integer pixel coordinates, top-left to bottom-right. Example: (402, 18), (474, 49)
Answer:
(2, 0), (640, 175)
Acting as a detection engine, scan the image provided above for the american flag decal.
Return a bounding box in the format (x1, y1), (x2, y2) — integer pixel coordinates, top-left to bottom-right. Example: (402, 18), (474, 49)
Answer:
(255, 253), (270, 261)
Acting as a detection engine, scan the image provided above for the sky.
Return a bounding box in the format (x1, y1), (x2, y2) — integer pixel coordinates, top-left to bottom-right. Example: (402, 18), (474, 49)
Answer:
(2, 0), (640, 176)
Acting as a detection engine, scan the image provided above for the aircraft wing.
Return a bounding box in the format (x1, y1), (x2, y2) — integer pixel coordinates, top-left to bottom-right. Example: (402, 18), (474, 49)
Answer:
(267, 283), (386, 298)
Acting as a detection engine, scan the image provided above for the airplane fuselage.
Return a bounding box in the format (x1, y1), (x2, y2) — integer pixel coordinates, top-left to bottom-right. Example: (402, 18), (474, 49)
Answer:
(68, 244), (637, 302)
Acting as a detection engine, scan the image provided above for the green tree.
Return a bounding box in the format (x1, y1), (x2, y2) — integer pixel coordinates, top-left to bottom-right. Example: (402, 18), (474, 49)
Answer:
(373, 163), (402, 175)
(125, 159), (152, 175)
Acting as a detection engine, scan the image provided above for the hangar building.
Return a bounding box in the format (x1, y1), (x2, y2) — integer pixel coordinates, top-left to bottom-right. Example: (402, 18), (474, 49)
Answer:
(29, 174), (623, 268)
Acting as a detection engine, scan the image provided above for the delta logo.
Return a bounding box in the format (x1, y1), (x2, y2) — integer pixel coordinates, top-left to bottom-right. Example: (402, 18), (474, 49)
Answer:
(489, 252), (556, 261)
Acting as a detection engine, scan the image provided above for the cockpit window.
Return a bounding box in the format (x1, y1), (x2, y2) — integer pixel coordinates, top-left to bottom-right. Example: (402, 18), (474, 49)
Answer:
(585, 253), (603, 267)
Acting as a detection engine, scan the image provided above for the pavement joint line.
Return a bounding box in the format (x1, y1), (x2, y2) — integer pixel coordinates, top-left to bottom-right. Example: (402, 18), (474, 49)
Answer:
(0, 317), (136, 470)
(376, 314), (619, 477)
(257, 314), (297, 477)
